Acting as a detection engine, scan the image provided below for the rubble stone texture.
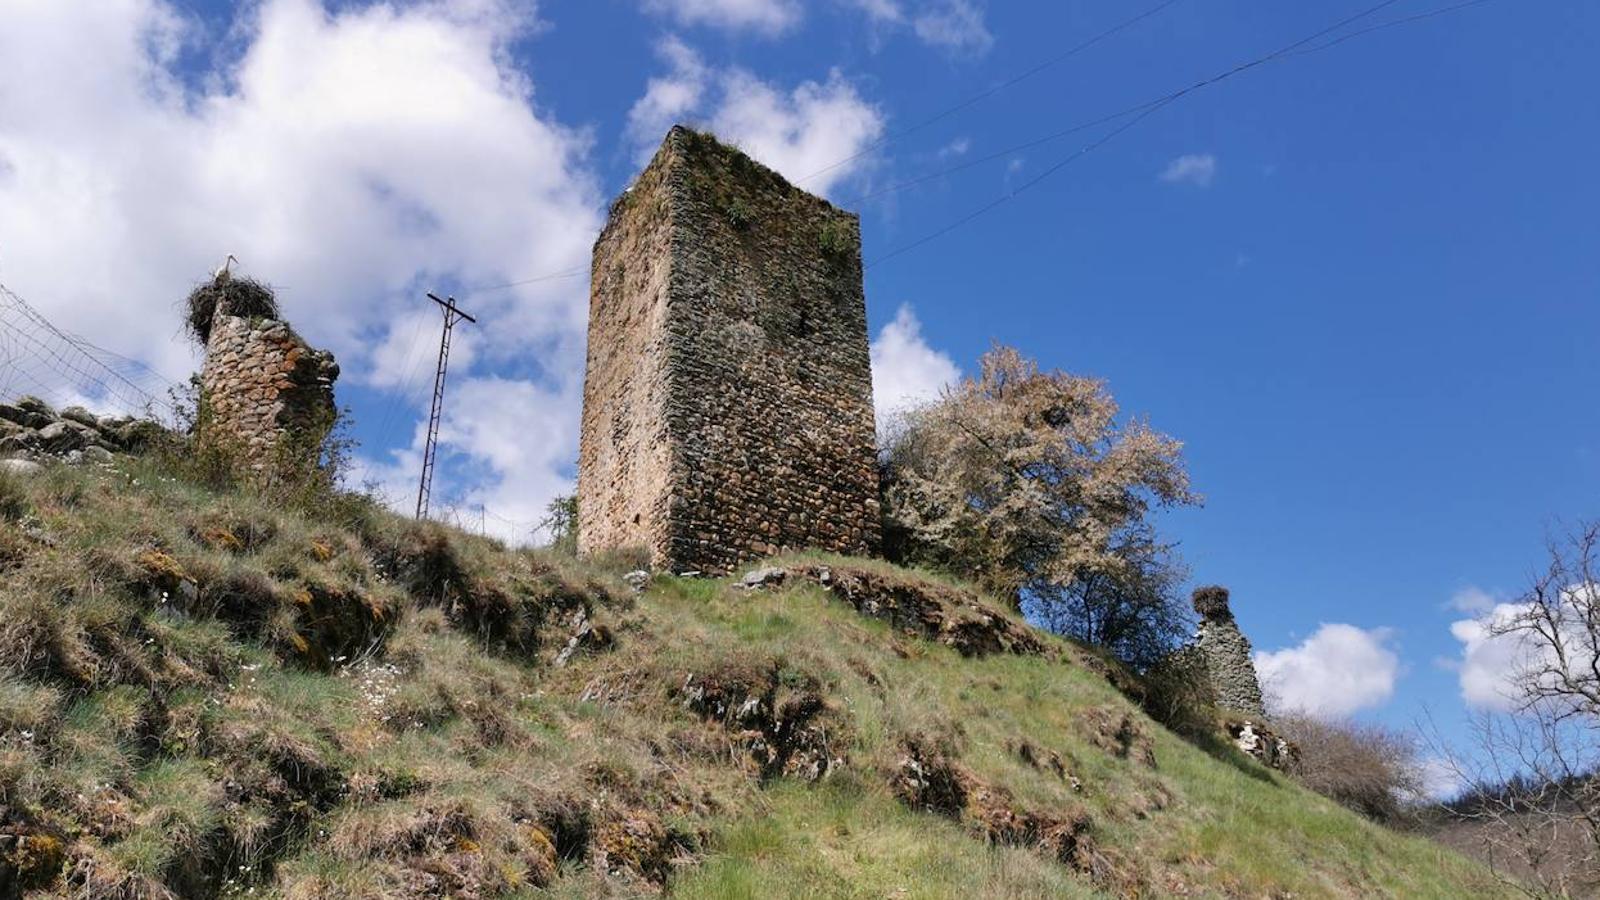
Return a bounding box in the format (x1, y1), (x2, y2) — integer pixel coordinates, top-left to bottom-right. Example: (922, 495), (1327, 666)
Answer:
(578, 126), (880, 574)
(1191, 586), (1266, 716)
(0, 395), (162, 464)
(200, 314), (338, 472)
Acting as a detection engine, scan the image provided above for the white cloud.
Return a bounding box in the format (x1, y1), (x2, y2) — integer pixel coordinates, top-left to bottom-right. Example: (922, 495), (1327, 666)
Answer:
(1254, 624), (1402, 719)
(912, 0), (993, 56)
(841, 0), (993, 56)
(0, 0), (603, 543)
(1449, 605), (1532, 710)
(847, 0), (905, 23)
(627, 43), (885, 197)
(1413, 756), (1466, 803)
(711, 70), (885, 196)
(869, 304), (959, 422)
(1449, 585), (1497, 614)
(626, 36), (710, 162)
(642, 0), (801, 36)
(1448, 585), (1600, 711)
(1160, 153), (1218, 188)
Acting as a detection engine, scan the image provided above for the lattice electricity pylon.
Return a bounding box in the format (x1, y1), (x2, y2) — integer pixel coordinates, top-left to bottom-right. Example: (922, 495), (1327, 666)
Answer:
(415, 292), (477, 520)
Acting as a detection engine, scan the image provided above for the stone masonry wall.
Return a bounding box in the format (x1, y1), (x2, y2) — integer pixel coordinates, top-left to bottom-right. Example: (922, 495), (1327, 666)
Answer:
(201, 314), (339, 472)
(578, 126), (880, 574)
(1190, 586), (1266, 717)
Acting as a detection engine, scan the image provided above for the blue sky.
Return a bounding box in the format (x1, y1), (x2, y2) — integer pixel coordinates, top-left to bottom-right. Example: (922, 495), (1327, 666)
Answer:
(1, 0), (1595, 782)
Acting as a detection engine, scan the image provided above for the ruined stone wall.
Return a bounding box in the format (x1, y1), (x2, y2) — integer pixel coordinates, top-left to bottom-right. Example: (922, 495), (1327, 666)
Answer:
(577, 152), (679, 561)
(579, 126), (880, 574)
(1190, 586), (1266, 717)
(201, 314), (338, 472)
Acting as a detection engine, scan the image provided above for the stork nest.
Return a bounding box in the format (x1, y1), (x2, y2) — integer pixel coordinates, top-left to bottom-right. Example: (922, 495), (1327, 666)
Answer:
(1191, 585), (1233, 622)
(184, 276), (280, 345)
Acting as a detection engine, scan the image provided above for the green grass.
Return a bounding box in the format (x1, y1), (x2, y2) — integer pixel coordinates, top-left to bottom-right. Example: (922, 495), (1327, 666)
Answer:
(675, 779), (1096, 900)
(0, 454), (1514, 898)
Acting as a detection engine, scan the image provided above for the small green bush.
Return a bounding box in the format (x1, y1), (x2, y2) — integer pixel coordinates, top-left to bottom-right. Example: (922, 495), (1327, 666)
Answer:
(0, 469), (28, 522)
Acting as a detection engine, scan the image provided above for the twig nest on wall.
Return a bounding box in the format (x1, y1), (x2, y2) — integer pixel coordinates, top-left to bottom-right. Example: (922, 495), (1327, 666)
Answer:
(1191, 585), (1233, 622)
(184, 275), (280, 345)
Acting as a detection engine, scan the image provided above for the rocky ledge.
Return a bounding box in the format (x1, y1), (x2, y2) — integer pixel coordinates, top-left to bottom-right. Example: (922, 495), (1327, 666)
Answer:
(0, 396), (166, 471)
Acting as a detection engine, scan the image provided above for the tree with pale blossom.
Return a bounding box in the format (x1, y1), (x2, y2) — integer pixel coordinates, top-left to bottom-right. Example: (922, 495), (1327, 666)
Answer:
(879, 344), (1199, 665)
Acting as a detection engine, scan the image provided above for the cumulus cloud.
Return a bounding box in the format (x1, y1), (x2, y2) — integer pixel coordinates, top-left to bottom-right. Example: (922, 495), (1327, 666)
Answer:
(842, 0), (992, 56)
(912, 0), (994, 56)
(1445, 589), (1600, 712)
(642, 0), (801, 36)
(1413, 756), (1466, 803)
(1254, 624), (1402, 718)
(0, 0), (603, 542)
(627, 35), (710, 156)
(1160, 153), (1218, 188)
(1449, 585), (1498, 614)
(712, 70), (885, 195)
(869, 304), (959, 422)
(627, 40), (885, 197)
(1449, 606), (1533, 710)
(847, 0), (905, 23)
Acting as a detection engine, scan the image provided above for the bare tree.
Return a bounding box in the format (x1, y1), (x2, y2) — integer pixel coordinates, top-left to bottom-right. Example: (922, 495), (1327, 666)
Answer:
(1428, 522), (1600, 897)
(1274, 713), (1425, 824)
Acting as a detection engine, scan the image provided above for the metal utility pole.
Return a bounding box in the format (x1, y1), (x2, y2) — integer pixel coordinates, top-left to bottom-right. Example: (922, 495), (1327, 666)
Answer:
(416, 292), (477, 520)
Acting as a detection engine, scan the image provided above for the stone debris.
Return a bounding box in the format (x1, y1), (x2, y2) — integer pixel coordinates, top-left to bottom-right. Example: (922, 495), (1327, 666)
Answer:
(621, 570), (651, 593)
(554, 609), (614, 667)
(791, 563), (1049, 658)
(0, 459), (43, 477)
(1227, 718), (1299, 771)
(0, 396), (164, 466)
(677, 662), (846, 782)
(737, 566), (788, 590)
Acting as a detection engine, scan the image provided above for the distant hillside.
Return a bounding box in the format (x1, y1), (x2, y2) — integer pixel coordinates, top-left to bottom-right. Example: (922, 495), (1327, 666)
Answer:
(0, 452), (1509, 898)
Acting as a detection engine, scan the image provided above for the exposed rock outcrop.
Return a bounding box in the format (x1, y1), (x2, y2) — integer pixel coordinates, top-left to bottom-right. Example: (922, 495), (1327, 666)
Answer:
(0, 396), (165, 466)
(1226, 718), (1299, 771)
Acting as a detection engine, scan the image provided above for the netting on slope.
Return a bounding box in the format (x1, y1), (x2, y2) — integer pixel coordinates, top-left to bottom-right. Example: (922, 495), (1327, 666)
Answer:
(0, 281), (180, 420)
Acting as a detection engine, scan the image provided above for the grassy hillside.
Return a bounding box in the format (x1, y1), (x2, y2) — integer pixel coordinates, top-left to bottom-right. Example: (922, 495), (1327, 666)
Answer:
(0, 455), (1509, 898)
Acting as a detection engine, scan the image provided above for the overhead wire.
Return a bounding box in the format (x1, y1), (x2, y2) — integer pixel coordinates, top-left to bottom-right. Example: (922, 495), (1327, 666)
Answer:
(865, 0), (1507, 268)
(797, 0), (1190, 188)
(440, 2), (1188, 295)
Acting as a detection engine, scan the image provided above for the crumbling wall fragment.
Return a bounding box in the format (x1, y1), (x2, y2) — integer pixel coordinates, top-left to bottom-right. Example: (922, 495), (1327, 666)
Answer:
(1190, 585), (1266, 717)
(200, 313), (338, 473)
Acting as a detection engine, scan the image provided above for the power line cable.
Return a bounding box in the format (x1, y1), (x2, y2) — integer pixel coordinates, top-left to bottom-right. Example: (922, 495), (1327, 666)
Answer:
(856, 0), (1422, 210)
(429, 4), (1183, 301)
(370, 311), (432, 446)
(1287, 0), (1499, 56)
(462, 267), (586, 295)
(866, 0), (1502, 269)
(797, 0), (1189, 188)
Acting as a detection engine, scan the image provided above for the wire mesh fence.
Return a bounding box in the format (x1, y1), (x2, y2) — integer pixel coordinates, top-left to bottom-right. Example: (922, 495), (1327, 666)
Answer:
(0, 281), (180, 420)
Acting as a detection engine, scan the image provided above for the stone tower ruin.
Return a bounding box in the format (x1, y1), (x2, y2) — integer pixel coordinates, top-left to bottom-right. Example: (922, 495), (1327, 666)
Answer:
(199, 302), (339, 474)
(578, 126), (880, 574)
(1191, 586), (1266, 716)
